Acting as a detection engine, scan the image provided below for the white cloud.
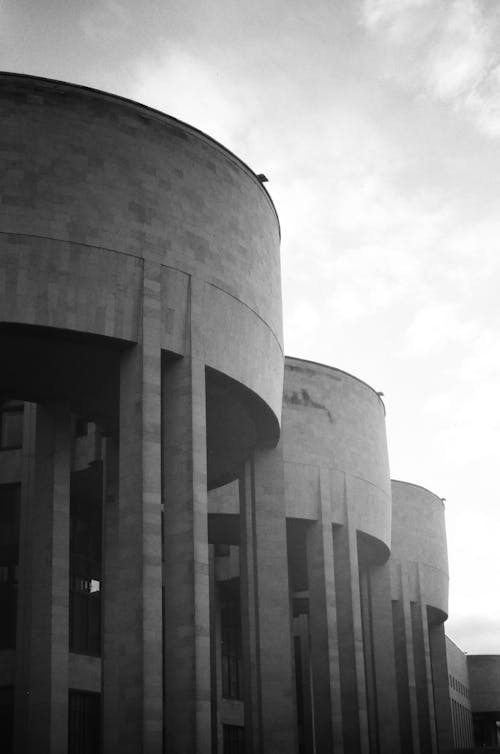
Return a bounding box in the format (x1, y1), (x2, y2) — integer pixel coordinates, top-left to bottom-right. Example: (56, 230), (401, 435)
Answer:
(80, 0), (132, 42)
(360, 0), (500, 137)
(130, 48), (254, 149)
(404, 303), (479, 357)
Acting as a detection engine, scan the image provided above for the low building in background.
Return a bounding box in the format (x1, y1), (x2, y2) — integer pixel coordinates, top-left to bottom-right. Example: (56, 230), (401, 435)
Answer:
(468, 655), (500, 747)
(446, 637), (474, 749)
(0, 72), (498, 754)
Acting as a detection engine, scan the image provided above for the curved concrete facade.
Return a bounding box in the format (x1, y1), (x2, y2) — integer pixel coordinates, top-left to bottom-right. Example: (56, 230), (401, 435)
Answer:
(391, 481), (449, 618)
(0, 72), (481, 754)
(0, 72), (283, 426)
(283, 357), (391, 552)
(390, 481), (452, 754)
(0, 73), (285, 754)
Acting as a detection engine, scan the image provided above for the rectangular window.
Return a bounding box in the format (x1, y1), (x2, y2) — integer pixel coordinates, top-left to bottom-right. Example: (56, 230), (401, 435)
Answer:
(0, 402), (23, 450)
(221, 599), (242, 700)
(68, 691), (100, 754)
(69, 465), (102, 656)
(0, 485), (20, 649)
(223, 724), (245, 754)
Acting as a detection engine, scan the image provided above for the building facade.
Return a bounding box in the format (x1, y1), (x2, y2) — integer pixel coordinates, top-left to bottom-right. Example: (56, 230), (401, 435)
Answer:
(445, 637), (474, 749)
(468, 655), (500, 747)
(0, 73), (493, 754)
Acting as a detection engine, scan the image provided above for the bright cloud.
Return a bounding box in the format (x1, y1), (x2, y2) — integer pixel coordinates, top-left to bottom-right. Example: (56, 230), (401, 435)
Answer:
(80, 0), (132, 42)
(361, 0), (500, 137)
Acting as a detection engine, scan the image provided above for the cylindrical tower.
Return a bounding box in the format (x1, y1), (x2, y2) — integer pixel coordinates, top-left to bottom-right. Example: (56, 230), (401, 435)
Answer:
(281, 357), (398, 754)
(390, 481), (452, 754)
(0, 72), (285, 754)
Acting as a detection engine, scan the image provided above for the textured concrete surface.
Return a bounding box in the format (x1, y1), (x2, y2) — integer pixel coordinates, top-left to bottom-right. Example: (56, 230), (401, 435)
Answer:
(0, 72), (283, 424)
(390, 481), (452, 754)
(0, 72), (284, 754)
(391, 481), (449, 618)
(446, 635), (473, 748)
(282, 358), (391, 550)
(468, 655), (500, 713)
(0, 72), (485, 754)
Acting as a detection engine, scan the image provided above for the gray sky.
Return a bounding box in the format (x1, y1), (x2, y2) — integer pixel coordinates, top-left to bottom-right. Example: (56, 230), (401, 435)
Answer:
(2, 0), (499, 653)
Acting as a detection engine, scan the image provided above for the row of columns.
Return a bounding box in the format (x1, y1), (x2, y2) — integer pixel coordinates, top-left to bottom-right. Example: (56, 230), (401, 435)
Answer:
(8, 397), (455, 754)
(300, 487), (401, 754)
(391, 561), (454, 754)
(5, 270), (453, 754)
(7, 268), (297, 754)
(10, 397), (441, 754)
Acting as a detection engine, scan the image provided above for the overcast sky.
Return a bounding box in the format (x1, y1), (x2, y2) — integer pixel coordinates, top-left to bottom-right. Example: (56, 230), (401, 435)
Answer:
(2, 0), (499, 654)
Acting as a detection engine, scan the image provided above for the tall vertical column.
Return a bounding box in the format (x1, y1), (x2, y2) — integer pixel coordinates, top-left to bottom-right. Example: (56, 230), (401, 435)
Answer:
(115, 260), (163, 753)
(294, 613), (315, 754)
(16, 403), (71, 754)
(163, 275), (211, 753)
(240, 460), (262, 753)
(368, 563), (401, 754)
(240, 446), (297, 753)
(399, 563), (421, 754)
(101, 437), (120, 754)
(306, 467), (343, 753)
(359, 566), (378, 754)
(413, 566), (438, 754)
(428, 622), (454, 754)
(333, 505), (369, 754)
(14, 403), (36, 754)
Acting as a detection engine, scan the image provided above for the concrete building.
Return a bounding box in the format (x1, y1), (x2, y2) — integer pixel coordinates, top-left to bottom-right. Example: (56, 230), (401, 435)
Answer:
(468, 655), (500, 747)
(0, 72), (495, 754)
(445, 637), (474, 749)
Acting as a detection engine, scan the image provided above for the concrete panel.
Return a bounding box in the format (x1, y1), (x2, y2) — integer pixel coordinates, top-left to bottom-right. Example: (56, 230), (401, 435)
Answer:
(468, 656), (500, 713)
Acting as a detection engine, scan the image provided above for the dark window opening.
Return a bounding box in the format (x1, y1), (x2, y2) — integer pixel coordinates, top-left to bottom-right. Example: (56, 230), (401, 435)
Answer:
(223, 724), (245, 754)
(70, 465), (102, 656)
(68, 690), (100, 754)
(221, 592), (242, 700)
(0, 402), (23, 450)
(0, 485), (20, 649)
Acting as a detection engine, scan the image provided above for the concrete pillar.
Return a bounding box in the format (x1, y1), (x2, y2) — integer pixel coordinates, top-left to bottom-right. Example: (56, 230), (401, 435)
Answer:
(359, 567), (377, 754)
(240, 447), (297, 753)
(306, 467), (343, 754)
(293, 613), (315, 754)
(399, 563), (421, 754)
(115, 260), (163, 753)
(333, 516), (369, 754)
(410, 567), (438, 754)
(240, 460), (261, 752)
(163, 275), (211, 753)
(101, 437), (120, 754)
(368, 563), (402, 754)
(13, 402), (37, 754)
(209, 546), (223, 753)
(17, 403), (71, 754)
